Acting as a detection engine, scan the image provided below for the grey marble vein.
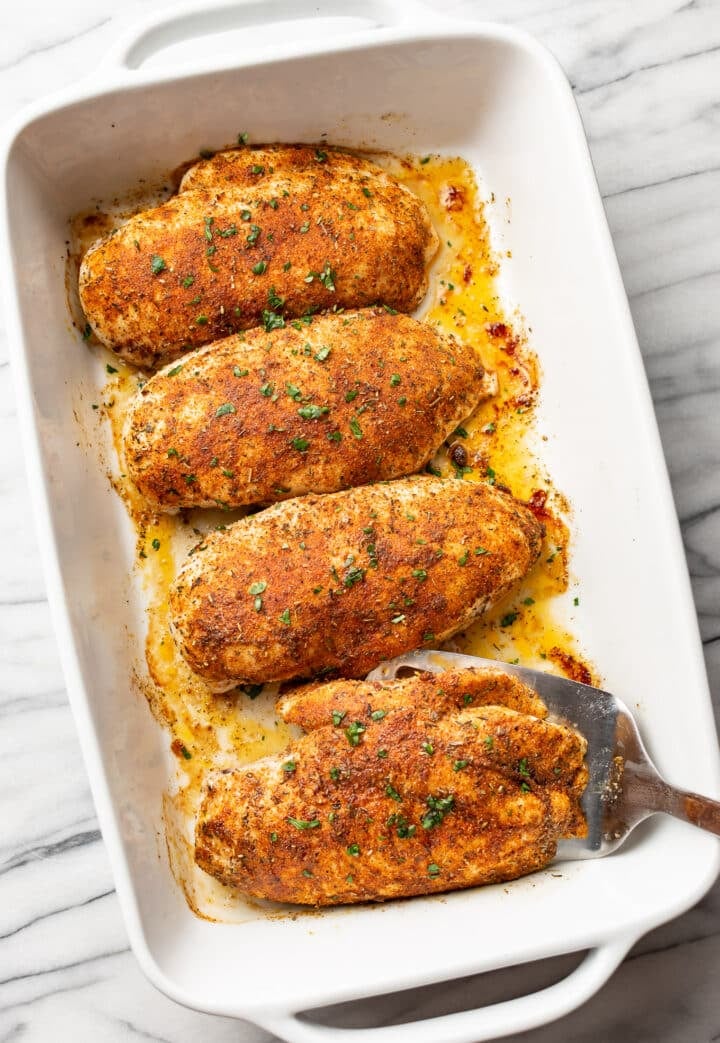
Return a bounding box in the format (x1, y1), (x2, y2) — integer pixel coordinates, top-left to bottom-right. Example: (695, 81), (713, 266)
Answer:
(0, 0), (719, 1040)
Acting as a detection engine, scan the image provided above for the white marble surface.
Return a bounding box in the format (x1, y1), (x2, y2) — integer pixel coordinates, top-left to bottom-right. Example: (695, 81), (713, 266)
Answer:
(1, 0), (719, 1040)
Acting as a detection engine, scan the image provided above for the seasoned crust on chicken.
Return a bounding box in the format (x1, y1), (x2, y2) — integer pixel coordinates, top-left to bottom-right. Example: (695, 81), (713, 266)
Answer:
(278, 667), (549, 730)
(123, 309), (494, 511)
(170, 476), (544, 685)
(195, 669), (587, 904)
(79, 146), (438, 369)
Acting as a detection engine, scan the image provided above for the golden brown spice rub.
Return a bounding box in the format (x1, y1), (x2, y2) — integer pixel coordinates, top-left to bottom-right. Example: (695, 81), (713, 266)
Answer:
(124, 309), (494, 511)
(170, 476), (544, 686)
(79, 146), (438, 368)
(195, 667), (588, 904)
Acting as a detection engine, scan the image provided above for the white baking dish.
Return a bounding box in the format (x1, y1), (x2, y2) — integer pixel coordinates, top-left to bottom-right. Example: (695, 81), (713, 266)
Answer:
(3, 1), (719, 1040)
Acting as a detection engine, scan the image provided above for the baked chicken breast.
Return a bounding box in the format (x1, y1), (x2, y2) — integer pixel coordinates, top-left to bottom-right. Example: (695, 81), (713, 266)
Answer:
(195, 667), (588, 904)
(79, 146), (438, 368)
(170, 476), (544, 685)
(124, 309), (493, 510)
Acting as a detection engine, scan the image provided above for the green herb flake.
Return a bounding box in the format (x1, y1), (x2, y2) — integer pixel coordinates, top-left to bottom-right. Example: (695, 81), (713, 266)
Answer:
(453, 759), (469, 772)
(421, 793), (455, 830)
(377, 749), (388, 759)
(151, 538), (161, 551)
(315, 345), (331, 362)
(247, 224), (261, 245)
(233, 366), (249, 378)
(389, 373), (402, 387)
(290, 436), (310, 452)
(349, 417), (363, 440)
(298, 404), (329, 420)
(518, 758), (531, 778)
(422, 742), (434, 755)
(474, 546), (490, 556)
(195, 315), (209, 326)
(457, 551), (469, 566)
(484, 736), (494, 751)
(347, 843), (360, 857)
(329, 767), (341, 781)
(287, 817), (320, 830)
(385, 783), (402, 802)
(249, 581), (267, 596)
(500, 611), (519, 628)
(282, 760), (296, 773)
(332, 710), (347, 727)
(150, 254), (166, 276)
(428, 863), (441, 878)
(362, 187), (372, 198)
(371, 709), (386, 721)
(215, 402), (236, 417)
(252, 260), (267, 275)
(167, 364), (183, 377)
(263, 309), (285, 332)
(345, 721), (366, 747)
(252, 164), (265, 175)
(279, 608), (292, 625)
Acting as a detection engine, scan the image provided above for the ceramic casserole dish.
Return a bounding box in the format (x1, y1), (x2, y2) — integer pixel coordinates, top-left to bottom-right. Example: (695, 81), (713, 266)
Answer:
(2, 1), (719, 1040)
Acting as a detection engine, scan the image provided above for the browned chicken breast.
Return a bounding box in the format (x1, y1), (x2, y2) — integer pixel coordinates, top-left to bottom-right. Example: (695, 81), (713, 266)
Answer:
(195, 667), (587, 904)
(278, 667), (549, 729)
(170, 476), (544, 685)
(124, 309), (493, 511)
(79, 146), (438, 369)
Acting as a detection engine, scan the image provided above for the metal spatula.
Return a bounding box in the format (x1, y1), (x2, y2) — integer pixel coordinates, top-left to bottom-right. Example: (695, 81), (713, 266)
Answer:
(366, 649), (720, 856)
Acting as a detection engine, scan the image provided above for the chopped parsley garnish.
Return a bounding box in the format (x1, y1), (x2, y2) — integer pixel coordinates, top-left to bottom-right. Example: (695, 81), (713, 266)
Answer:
(371, 709), (386, 721)
(345, 389), (359, 403)
(251, 164), (265, 175)
(299, 221), (310, 233)
(453, 759), (469, 772)
(347, 843), (360, 856)
(486, 466), (496, 485)
(390, 373), (401, 387)
(167, 364), (183, 377)
(298, 404), (329, 420)
(315, 148), (328, 162)
(252, 260), (267, 275)
(329, 767), (340, 781)
(458, 551), (469, 566)
(238, 132), (249, 144)
(150, 255), (166, 275)
(195, 315), (208, 326)
(290, 436), (310, 452)
(332, 710), (346, 727)
(453, 426), (468, 439)
(268, 286), (285, 310)
(282, 761), (296, 773)
(203, 216), (214, 241)
(349, 417), (363, 440)
(412, 569), (428, 581)
(362, 187), (372, 198)
(422, 742), (434, 755)
(287, 817), (320, 830)
(106, 363), (118, 374)
(421, 793), (455, 830)
(377, 749), (388, 759)
(248, 581), (267, 596)
(520, 781), (532, 793)
(385, 783), (402, 801)
(181, 275), (194, 288)
(428, 863), (441, 877)
(463, 694), (473, 705)
(263, 309), (285, 332)
(343, 566), (365, 588)
(215, 402), (236, 417)
(315, 345), (331, 362)
(233, 366), (249, 377)
(518, 758), (531, 778)
(474, 546), (490, 556)
(279, 608), (291, 625)
(260, 382), (274, 396)
(500, 611), (519, 627)
(246, 224), (261, 244)
(151, 538), (161, 551)
(345, 721), (366, 746)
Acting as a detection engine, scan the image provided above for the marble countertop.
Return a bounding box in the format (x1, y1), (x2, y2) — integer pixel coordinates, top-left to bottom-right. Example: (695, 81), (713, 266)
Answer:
(2, 1), (719, 1040)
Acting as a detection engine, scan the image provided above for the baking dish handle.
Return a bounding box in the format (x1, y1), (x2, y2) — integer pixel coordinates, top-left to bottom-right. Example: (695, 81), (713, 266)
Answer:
(101, 0), (437, 74)
(253, 935), (634, 1043)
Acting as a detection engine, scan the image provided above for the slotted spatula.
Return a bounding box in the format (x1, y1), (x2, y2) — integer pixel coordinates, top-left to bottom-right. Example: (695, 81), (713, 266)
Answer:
(366, 649), (720, 856)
